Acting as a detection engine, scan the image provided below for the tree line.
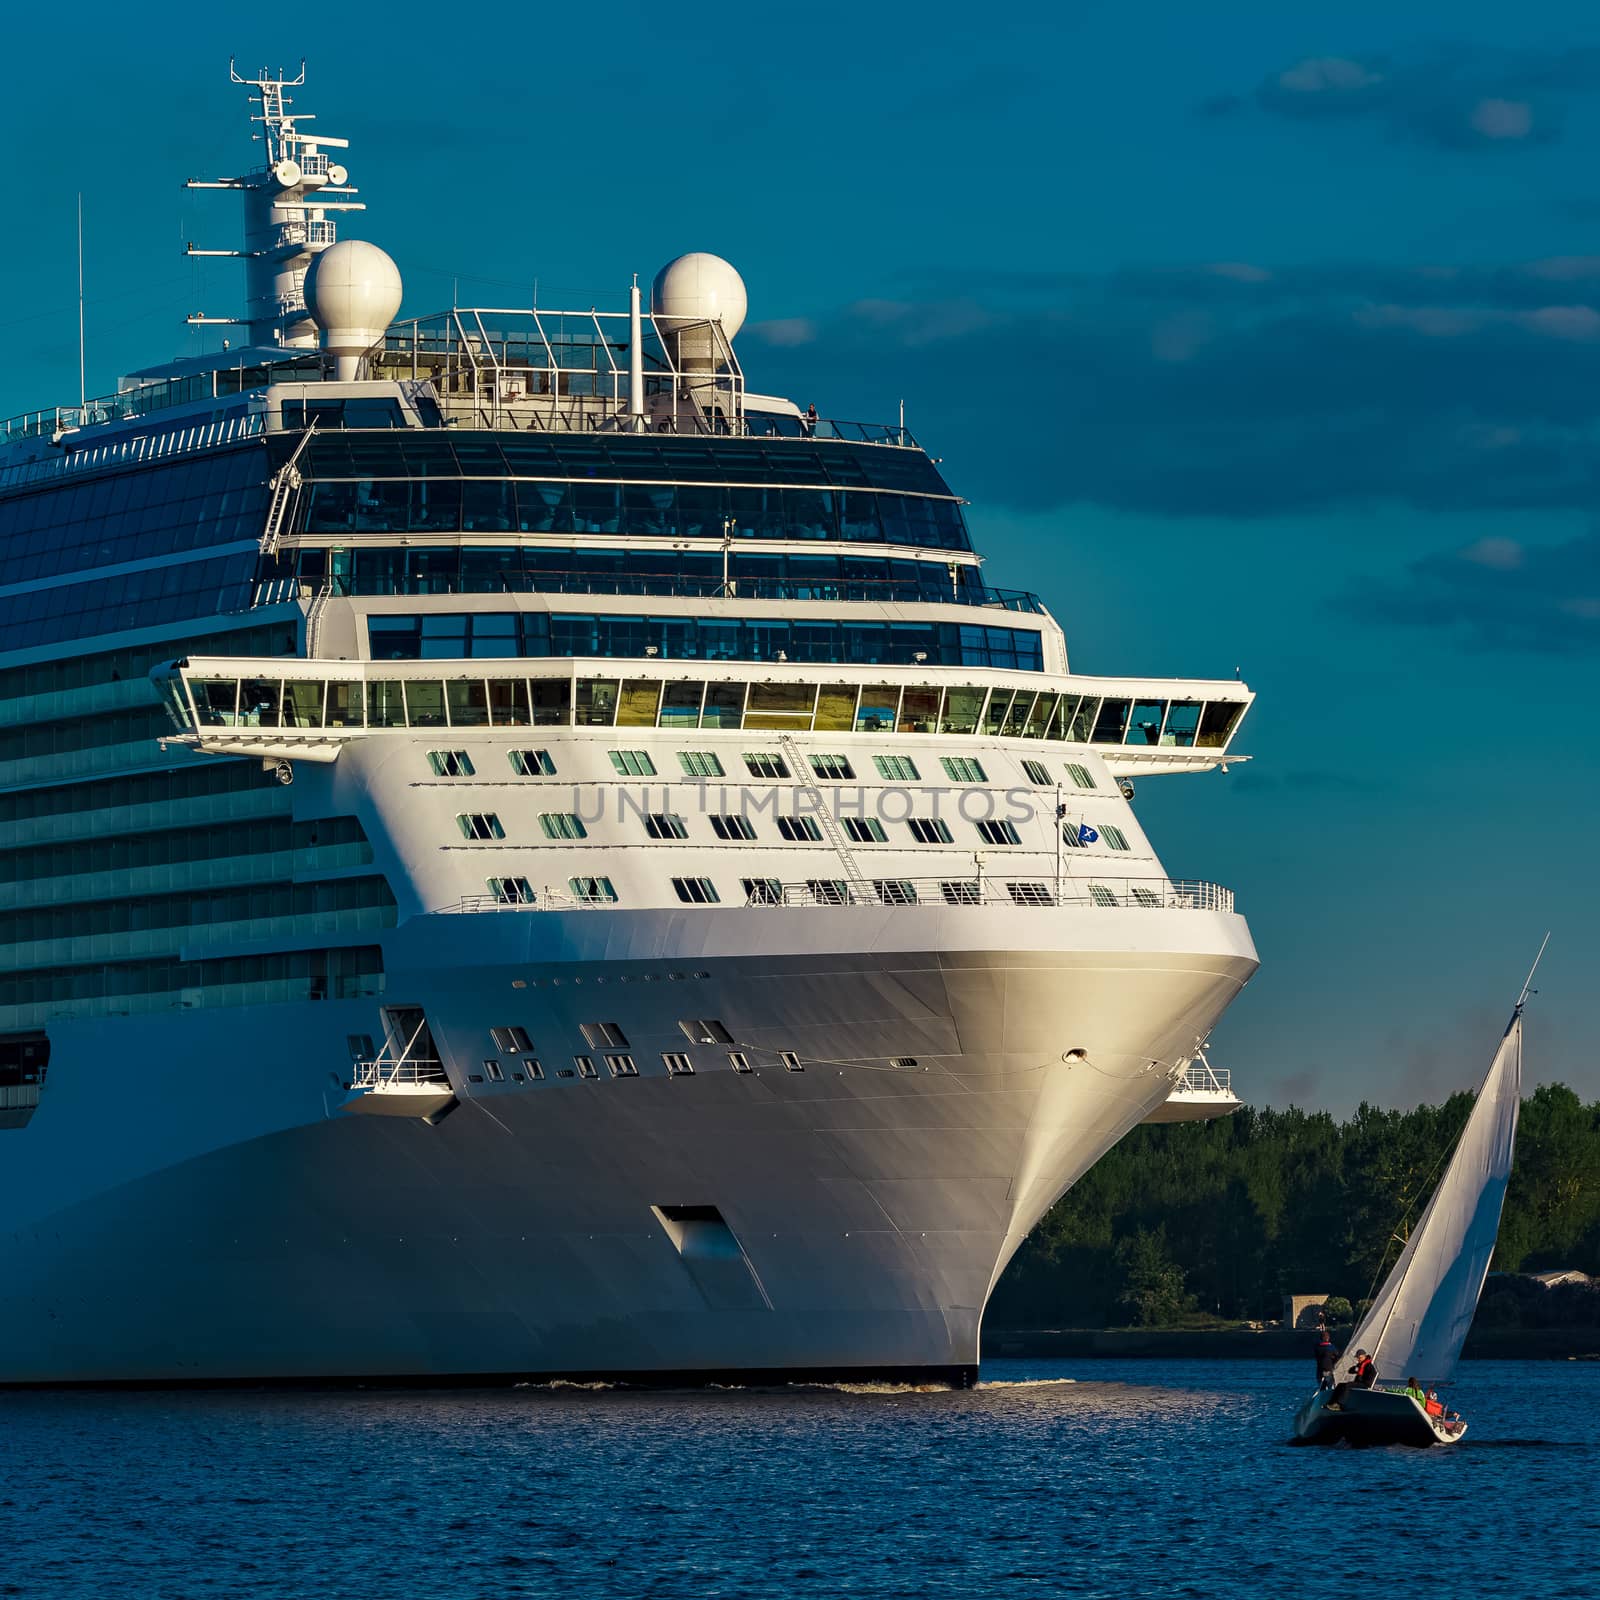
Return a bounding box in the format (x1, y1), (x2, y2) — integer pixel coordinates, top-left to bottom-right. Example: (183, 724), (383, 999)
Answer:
(989, 1084), (1600, 1329)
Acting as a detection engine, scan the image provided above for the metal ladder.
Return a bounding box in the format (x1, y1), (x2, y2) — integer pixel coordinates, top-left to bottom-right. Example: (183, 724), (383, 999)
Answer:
(303, 578), (334, 658)
(260, 422), (318, 556)
(777, 734), (868, 895)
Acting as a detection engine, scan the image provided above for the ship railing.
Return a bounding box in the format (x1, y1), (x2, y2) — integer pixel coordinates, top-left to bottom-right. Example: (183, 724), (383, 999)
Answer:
(0, 411), (265, 492)
(746, 876), (1236, 911)
(301, 569), (1044, 613)
(350, 1057), (450, 1089)
(436, 888), (589, 913)
(1177, 1059), (1233, 1094)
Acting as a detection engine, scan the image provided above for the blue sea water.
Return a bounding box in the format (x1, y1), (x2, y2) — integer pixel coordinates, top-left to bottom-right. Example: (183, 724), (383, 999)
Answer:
(3, 1358), (1596, 1600)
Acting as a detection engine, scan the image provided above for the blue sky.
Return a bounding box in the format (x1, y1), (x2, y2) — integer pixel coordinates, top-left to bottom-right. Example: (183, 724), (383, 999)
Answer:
(4, 2), (1597, 1111)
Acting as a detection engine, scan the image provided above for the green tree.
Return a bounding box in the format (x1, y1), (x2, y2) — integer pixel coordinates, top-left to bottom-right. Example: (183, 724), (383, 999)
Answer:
(1115, 1226), (1194, 1326)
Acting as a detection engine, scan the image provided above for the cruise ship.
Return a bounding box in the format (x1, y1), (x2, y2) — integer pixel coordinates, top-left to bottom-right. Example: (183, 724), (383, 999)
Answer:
(0, 65), (1257, 1386)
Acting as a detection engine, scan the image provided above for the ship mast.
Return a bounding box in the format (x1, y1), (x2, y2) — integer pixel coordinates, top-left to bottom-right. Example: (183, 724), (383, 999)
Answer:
(184, 61), (367, 348)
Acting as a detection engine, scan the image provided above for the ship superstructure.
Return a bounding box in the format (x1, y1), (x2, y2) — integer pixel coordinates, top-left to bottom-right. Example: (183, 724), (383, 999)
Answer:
(0, 68), (1256, 1385)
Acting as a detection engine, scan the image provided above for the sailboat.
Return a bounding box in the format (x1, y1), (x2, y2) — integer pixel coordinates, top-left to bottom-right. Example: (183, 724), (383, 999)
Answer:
(1292, 946), (1545, 1447)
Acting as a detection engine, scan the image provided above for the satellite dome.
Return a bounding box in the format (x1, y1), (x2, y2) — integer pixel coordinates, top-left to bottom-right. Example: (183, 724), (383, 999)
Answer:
(304, 239), (403, 355)
(651, 253), (748, 341)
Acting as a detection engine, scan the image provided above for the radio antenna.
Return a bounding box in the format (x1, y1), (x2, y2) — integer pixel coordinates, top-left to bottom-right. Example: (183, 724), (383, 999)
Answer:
(77, 193), (86, 413)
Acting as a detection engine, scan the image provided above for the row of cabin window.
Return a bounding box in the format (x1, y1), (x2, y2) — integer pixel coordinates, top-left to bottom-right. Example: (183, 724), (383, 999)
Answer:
(187, 671), (1244, 751)
(477, 1050), (802, 1082)
(431, 747), (1097, 789)
(465, 812), (1133, 849)
(486, 872), (1151, 909)
(482, 1015), (795, 1079)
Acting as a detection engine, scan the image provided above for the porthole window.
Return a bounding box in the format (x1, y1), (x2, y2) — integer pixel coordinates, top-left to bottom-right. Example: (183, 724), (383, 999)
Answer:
(672, 877), (720, 904)
(941, 757), (987, 783)
(487, 876), (538, 905)
(809, 753), (855, 781)
(679, 750), (725, 778)
(842, 818), (888, 843)
(873, 755), (920, 781)
(610, 750), (657, 776)
(540, 813), (588, 840)
(975, 819), (1021, 845)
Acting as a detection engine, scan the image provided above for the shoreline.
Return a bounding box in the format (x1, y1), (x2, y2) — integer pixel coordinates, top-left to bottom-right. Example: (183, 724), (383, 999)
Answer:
(986, 1328), (1600, 1361)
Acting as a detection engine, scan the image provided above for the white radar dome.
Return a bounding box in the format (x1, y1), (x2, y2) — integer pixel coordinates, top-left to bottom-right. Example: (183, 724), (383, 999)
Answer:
(651, 253), (748, 342)
(304, 239), (404, 355)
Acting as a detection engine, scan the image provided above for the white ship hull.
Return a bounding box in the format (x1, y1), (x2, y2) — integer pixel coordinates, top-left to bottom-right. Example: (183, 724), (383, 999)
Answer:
(0, 904), (1255, 1385)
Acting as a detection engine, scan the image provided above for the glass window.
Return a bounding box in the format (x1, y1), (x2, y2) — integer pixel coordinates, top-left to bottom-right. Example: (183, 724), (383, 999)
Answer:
(662, 1053), (694, 1077)
(1162, 702), (1201, 748)
(678, 750), (724, 777)
(874, 754), (920, 781)
(940, 881), (981, 905)
(1198, 701), (1245, 749)
(618, 680), (662, 727)
(1068, 697), (1099, 743)
(484, 678), (531, 726)
(843, 818), (887, 843)
(1088, 884), (1119, 907)
(741, 877), (783, 904)
(939, 686), (986, 735)
(457, 813), (505, 840)
(1007, 882), (1054, 907)
(570, 876), (618, 903)
(488, 876), (537, 904)
(1129, 700), (1165, 747)
(609, 749), (656, 776)
(1065, 762), (1096, 790)
(1101, 824), (1131, 851)
(447, 679), (491, 727)
(744, 751), (789, 779)
(982, 691), (1012, 737)
(1091, 698), (1129, 744)
(814, 684), (858, 732)
(873, 880), (917, 905)
(240, 678), (283, 728)
(672, 876), (720, 904)
(405, 680), (447, 728)
(809, 753), (855, 780)
(610, 1054), (641, 1077)
(710, 814), (756, 839)
(428, 750), (476, 777)
(509, 749), (556, 776)
(659, 681), (705, 729)
(1025, 693), (1058, 739)
(575, 679), (618, 726)
(540, 813), (588, 840)
(530, 678), (572, 726)
(855, 686), (900, 733)
(702, 682), (746, 729)
(367, 680), (407, 728)
(776, 816), (822, 842)
(907, 818), (953, 844)
(941, 756), (986, 783)
(325, 681), (364, 728)
(1001, 692), (1035, 738)
(1021, 759), (1052, 786)
(644, 813), (688, 839)
(192, 679), (240, 726)
(975, 819), (1021, 845)
(745, 681), (816, 730)
(898, 687), (940, 733)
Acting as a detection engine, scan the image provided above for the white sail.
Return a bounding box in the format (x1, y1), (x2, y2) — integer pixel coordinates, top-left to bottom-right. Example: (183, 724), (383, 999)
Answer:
(1343, 1013), (1523, 1385)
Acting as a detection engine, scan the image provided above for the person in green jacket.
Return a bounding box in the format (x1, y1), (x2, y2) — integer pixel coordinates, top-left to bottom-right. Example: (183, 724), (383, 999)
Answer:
(1403, 1375), (1427, 1405)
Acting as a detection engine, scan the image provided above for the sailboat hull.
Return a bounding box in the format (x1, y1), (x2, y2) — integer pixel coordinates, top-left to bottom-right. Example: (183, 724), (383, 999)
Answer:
(1292, 1387), (1466, 1448)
